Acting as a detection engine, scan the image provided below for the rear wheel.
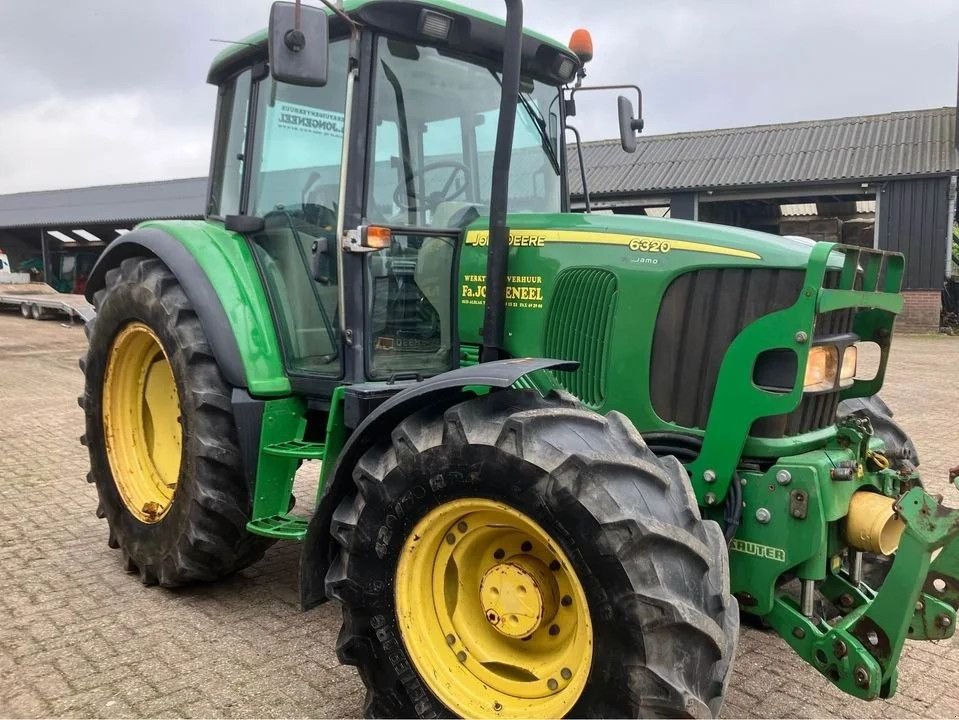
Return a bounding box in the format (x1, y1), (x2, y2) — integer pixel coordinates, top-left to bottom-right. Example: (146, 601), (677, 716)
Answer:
(81, 257), (270, 585)
(327, 389), (738, 718)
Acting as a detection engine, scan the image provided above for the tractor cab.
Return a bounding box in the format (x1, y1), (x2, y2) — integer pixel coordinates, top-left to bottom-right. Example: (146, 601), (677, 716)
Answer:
(205, 1), (582, 392)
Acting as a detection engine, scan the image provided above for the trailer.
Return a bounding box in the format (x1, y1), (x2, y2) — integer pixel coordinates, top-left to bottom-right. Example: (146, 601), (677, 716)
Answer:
(0, 281), (94, 322)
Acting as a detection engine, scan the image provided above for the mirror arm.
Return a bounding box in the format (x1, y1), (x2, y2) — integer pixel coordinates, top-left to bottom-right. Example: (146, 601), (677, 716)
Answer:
(566, 124), (591, 214)
(314, 0), (362, 43)
(568, 83), (643, 124)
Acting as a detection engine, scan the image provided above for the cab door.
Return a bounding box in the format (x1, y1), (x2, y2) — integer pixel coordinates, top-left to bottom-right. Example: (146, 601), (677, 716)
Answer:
(242, 42), (351, 385)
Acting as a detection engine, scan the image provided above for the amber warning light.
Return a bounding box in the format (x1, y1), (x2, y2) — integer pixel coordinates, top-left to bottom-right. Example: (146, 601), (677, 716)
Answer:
(362, 226), (392, 250)
(569, 29), (593, 64)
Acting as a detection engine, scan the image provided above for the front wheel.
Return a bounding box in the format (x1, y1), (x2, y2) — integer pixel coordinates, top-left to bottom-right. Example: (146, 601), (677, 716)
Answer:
(327, 390), (738, 718)
(837, 394), (919, 470)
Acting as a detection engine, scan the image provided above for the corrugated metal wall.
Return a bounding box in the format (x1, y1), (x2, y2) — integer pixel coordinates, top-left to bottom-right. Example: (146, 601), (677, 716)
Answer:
(877, 177), (952, 289)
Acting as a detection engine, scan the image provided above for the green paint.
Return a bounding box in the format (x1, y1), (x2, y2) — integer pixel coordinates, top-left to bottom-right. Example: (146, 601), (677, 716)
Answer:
(728, 423), (904, 616)
(140, 220), (290, 396)
(763, 485), (959, 700)
(317, 385), (348, 500)
(250, 396), (308, 528)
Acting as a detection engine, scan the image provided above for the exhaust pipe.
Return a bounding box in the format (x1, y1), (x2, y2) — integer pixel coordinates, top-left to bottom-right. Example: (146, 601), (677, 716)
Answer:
(845, 491), (906, 555)
(480, 0), (523, 363)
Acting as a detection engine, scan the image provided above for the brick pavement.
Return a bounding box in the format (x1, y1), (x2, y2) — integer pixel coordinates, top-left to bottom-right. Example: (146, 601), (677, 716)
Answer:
(1, 311), (958, 718)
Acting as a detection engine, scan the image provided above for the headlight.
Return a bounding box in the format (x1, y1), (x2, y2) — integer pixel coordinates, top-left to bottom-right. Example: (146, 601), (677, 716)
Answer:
(803, 344), (857, 391)
(839, 345), (857, 384)
(803, 346), (838, 391)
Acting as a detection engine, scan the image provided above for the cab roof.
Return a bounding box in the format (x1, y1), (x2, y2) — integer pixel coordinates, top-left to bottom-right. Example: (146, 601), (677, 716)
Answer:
(207, 0), (579, 85)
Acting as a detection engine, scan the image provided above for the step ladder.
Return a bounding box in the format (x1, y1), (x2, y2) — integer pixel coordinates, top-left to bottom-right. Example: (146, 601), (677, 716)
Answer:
(246, 441), (327, 541)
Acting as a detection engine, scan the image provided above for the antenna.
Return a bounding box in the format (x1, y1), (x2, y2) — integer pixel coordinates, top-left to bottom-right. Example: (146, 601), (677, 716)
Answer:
(209, 38), (258, 48)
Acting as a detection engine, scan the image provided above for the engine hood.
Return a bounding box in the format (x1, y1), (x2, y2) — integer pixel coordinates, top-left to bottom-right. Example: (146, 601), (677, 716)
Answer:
(466, 212), (821, 270)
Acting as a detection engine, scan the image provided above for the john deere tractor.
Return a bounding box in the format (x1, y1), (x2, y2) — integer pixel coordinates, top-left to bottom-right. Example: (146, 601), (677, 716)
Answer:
(80, 1), (959, 717)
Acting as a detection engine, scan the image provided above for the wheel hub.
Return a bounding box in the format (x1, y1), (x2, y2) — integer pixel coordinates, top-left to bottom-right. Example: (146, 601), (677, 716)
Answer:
(394, 499), (593, 719)
(480, 556), (558, 638)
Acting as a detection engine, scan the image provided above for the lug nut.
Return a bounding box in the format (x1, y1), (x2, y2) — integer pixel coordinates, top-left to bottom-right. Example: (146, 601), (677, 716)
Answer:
(549, 560), (561, 571)
(457, 651), (467, 663)
(457, 521), (468, 533)
(547, 678), (558, 691)
(521, 541), (533, 552)
(561, 667), (572, 680)
(445, 533), (456, 545)
(446, 634), (456, 645)
(561, 595), (573, 607)
(549, 624), (560, 636)
(494, 548), (505, 560)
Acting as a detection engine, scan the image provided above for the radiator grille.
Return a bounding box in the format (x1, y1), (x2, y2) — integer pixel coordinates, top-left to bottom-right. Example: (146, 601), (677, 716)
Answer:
(545, 268), (617, 408)
(650, 268), (805, 429)
(752, 269), (859, 437)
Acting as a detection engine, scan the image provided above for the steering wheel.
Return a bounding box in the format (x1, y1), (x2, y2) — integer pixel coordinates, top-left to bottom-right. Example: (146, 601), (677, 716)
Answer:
(394, 161), (470, 211)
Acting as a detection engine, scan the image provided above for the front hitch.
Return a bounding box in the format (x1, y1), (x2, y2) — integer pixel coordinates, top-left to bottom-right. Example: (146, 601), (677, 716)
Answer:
(766, 485), (959, 700)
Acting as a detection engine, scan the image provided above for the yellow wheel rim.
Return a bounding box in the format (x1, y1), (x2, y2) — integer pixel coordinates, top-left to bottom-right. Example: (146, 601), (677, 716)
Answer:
(103, 322), (182, 524)
(395, 498), (593, 719)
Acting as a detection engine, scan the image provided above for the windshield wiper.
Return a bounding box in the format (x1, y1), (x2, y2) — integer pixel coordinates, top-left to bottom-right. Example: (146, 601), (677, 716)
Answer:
(489, 70), (560, 176)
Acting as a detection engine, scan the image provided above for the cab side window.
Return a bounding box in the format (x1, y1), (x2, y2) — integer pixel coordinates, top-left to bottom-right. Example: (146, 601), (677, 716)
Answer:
(208, 69), (252, 218)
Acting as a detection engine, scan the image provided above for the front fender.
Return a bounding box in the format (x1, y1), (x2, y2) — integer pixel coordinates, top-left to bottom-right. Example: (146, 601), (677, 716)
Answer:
(86, 220), (290, 396)
(298, 357), (578, 610)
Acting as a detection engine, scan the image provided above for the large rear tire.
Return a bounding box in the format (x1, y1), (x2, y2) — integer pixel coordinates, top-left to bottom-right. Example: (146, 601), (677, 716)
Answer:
(80, 257), (270, 586)
(327, 389), (738, 718)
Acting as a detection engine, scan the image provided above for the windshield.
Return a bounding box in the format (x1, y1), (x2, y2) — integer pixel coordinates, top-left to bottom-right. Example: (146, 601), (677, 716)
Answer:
(366, 36), (564, 229)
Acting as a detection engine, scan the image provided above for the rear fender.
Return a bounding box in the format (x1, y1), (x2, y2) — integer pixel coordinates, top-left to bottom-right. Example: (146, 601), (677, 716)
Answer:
(298, 358), (577, 610)
(86, 221), (290, 396)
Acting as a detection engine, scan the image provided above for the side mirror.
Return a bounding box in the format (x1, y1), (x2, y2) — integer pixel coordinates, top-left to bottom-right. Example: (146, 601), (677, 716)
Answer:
(268, 2), (330, 87)
(618, 95), (644, 153)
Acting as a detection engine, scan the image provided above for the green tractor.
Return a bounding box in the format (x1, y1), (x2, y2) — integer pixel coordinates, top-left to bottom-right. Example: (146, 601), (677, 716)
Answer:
(80, 1), (959, 716)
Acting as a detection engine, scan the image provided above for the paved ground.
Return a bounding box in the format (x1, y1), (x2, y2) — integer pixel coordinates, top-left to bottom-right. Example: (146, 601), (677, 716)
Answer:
(2, 311), (958, 719)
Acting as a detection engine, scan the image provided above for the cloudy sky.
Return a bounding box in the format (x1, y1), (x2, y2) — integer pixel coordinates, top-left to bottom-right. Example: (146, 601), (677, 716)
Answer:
(0, 0), (956, 194)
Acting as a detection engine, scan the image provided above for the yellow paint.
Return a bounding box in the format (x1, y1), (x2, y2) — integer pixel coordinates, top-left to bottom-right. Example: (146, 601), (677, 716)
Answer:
(395, 498), (592, 718)
(845, 492), (905, 555)
(102, 322), (182, 524)
(465, 228), (762, 260)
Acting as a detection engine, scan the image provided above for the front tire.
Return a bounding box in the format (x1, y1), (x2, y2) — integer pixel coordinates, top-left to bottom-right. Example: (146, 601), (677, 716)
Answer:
(837, 394), (919, 471)
(81, 256), (270, 586)
(327, 390), (738, 718)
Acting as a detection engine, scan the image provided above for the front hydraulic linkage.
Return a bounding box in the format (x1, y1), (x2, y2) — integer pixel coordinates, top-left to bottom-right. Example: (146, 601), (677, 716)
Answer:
(766, 484), (959, 700)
